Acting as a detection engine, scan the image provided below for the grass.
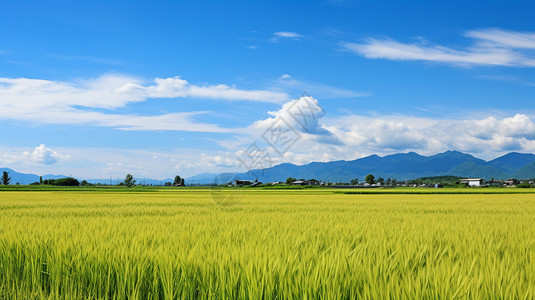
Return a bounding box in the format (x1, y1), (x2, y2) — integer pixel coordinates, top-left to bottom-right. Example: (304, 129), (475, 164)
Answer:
(0, 189), (534, 299)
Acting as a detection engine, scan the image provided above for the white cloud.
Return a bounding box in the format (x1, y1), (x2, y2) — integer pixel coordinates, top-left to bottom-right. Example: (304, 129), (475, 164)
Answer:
(341, 28), (535, 67)
(251, 95), (328, 135)
(322, 113), (535, 158)
(0, 75), (288, 132)
(22, 144), (68, 165)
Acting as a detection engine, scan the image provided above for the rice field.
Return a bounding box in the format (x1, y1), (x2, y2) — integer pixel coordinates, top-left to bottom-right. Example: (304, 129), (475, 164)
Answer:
(1, 189), (535, 299)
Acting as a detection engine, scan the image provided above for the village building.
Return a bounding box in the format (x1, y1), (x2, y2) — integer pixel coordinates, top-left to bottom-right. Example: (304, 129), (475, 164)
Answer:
(460, 178), (485, 187)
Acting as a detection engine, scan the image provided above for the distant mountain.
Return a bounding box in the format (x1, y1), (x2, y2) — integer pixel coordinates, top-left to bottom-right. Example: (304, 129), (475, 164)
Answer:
(194, 151), (535, 184)
(0, 168), (68, 185)
(488, 152), (535, 174)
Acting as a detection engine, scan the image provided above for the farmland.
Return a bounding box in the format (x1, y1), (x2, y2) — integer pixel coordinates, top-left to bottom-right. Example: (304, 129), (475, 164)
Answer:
(1, 189), (535, 299)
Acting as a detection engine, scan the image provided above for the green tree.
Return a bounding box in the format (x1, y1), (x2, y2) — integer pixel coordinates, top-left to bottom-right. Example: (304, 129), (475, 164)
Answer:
(350, 178), (359, 186)
(81, 180), (93, 187)
(174, 175), (182, 185)
(286, 177), (296, 184)
(54, 177), (80, 186)
(180, 178), (185, 186)
(377, 177), (385, 185)
(2, 171), (10, 185)
(40, 176), (43, 184)
(365, 174), (375, 185)
(124, 174), (136, 188)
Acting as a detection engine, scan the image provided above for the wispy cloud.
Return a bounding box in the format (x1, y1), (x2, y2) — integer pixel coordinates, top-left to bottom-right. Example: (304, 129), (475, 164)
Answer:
(341, 28), (535, 67)
(0, 74), (288, 132)
(466, 28), (535, 49)
(270, 31), (304, 42)
(274, 32), (303, 39)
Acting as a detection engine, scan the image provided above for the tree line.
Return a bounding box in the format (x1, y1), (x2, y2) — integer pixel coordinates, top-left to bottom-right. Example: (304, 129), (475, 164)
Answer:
(0, 171), (186, 188)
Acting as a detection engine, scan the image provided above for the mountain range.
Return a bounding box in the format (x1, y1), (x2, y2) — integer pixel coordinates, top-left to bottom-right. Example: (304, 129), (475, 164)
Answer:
(199, 151), (535, 184)
(3, 151), (535, 185)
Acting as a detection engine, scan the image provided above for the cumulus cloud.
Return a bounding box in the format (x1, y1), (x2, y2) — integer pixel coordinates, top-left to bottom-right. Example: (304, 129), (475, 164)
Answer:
(341, 28), (535, 67)
(0, 75), (288, 132)
(251, 95), (328, 135)
(22, 144), (67, 165)
(322, 113), (535, 158)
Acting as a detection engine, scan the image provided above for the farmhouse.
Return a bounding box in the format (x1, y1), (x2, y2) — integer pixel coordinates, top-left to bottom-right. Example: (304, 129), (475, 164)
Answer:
(506, 179), (520, 186)
(292, 179), (323, 186)
(305, 179), (321, 185)
(488, 180), (503, 187)
(461, 178), (485, 187)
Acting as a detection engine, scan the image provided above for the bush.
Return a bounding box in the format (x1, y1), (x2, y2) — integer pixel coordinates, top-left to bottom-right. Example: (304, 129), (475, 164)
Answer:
(53, 177), (80, 186)
(517, 183), (532, 188)
(43, 179), (55, 185)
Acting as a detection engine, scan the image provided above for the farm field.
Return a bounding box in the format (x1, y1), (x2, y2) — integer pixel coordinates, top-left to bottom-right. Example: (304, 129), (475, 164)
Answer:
(1, 189), (535, 299)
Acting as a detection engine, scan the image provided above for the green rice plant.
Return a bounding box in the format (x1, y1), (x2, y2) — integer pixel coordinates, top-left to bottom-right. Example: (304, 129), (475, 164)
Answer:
(0, 190), (534, 299)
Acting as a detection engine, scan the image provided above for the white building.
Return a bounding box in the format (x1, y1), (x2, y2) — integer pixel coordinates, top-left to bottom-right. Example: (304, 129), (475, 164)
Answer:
(461, 178), (485, 187)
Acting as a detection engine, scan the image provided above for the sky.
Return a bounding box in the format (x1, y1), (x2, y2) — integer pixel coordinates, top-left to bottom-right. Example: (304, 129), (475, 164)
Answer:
(1, 0), (535, 179)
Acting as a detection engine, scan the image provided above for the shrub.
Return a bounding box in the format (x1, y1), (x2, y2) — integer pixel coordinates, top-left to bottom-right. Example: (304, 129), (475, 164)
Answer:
(53, 177), (80, 186)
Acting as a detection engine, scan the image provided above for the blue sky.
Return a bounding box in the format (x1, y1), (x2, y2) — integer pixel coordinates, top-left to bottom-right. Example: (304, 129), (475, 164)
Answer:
(1, 0), (535, 179)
